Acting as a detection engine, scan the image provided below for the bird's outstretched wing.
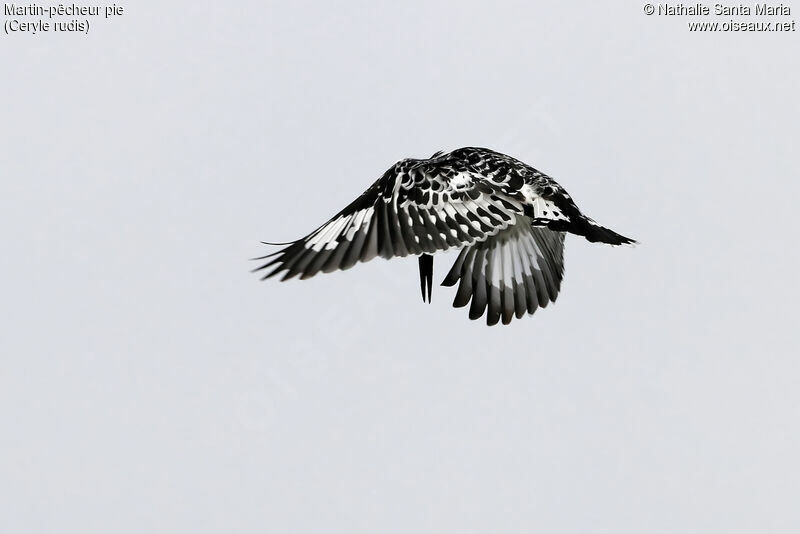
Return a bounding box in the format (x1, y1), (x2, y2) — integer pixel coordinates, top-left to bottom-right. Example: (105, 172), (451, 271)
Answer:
(253, 150), (531, 281)
(442, 220), (565, 326)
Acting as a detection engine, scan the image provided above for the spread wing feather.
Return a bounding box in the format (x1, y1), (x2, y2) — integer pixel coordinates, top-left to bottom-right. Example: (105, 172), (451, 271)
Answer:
(442, 218), (566, 325)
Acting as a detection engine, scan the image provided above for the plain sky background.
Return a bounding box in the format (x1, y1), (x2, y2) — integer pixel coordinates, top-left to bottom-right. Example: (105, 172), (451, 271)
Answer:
(1, 1), (799, 532)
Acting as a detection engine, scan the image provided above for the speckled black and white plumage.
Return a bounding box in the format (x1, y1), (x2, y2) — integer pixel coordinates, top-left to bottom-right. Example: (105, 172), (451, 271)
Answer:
(254, 147), (635, 325)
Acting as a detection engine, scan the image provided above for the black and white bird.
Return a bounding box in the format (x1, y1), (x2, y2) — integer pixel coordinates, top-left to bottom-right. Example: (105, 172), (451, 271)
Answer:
(254, 147), (635, 326)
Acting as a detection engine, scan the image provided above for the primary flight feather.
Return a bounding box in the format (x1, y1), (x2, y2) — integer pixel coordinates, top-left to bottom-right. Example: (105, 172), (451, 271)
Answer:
(254, 147), (635, 326)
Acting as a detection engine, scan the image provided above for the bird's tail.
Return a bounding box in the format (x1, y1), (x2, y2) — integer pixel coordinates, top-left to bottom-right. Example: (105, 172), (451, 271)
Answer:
(418, 254), (433, 303)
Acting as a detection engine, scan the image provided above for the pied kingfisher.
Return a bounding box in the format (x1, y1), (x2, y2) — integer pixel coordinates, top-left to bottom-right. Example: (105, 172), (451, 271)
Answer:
(254, 147), (636, 326)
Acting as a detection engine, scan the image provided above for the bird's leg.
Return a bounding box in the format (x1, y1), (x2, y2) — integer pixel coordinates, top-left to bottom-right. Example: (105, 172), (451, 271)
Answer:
(418, 254), (433, 303)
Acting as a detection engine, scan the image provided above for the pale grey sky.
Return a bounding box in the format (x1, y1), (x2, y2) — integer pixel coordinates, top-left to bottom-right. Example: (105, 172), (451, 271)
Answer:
(1, 1), (799, 533)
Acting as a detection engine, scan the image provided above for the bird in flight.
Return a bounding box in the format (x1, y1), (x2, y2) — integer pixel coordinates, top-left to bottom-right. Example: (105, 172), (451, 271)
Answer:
(254, 147), (635, 326)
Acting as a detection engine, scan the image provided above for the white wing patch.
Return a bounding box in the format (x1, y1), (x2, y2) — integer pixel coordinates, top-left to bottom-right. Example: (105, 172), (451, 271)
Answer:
(450, 172), (473, 190)
(304, 209), (373, 251)
(521, 184), (569, 223)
